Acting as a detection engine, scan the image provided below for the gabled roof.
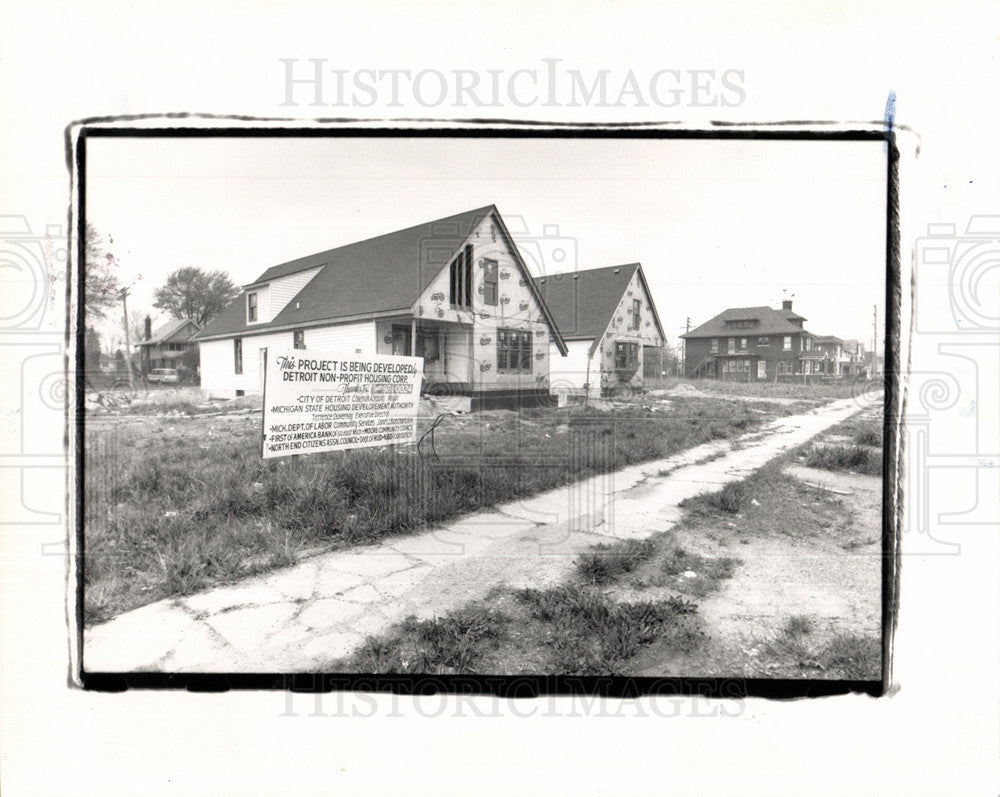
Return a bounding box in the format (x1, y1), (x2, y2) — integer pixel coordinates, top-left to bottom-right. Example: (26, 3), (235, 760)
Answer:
(812, 335), (843, 344)
(195, 205), (568, 355)
(136, 317), (200, 346)
(532, 263), (666, 349)
(198, 206), (494, 340)
(681, 305), (811, 339)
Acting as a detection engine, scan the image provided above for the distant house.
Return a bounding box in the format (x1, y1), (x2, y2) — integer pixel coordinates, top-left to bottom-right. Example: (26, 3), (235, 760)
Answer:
(195, 205), (567, 410)
(812, 335), (848, 375)
(533, 263), (666, 397)
(681, 300), (828, 380)
(136, 317), (201, 376)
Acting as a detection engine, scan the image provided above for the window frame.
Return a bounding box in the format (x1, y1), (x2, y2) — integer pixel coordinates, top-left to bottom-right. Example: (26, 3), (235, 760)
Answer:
(247, 292), (258, 323)
(782, 335), (792, 350)
(482, 258), (499, 306)
(496, 328), (532, 373)
(234, 338), (243, 374)
(614, 341), (639, 374)
(293, 329), (305, 349)
(449, 244), (474, 308)
(631, 299), (641, 330)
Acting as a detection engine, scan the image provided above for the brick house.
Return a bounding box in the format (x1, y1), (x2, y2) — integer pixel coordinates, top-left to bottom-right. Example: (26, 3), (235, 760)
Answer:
(681, 300), (826, 380)
(194, 205), (567, 410)
(532, 263), (666, 397)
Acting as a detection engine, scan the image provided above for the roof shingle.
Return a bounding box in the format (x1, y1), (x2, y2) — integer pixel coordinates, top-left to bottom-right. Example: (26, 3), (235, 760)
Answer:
(198, 206), (494, 340)
(681, 305), (811, 338)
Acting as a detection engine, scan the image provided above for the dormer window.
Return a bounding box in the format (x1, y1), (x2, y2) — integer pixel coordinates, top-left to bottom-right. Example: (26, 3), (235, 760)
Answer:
(247, 292), (258, 323)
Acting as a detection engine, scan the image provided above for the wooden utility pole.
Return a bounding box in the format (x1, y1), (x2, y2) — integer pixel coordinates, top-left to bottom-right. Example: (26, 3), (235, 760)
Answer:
(120, 288), (135, 389)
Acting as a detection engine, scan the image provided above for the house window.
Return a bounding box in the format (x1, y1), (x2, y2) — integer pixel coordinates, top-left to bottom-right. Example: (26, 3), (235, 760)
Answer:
(804, 337), (812, 351)
(777, 360), (792, 375)
(293, 329), (305, 349)
(234, 338), (243, 374)
(615, 342), (639, 374)
(497, 328), (532, 373)
(247, 292), (258, 323)
(757, 336), (770, 346)
(482, 258), (498, 306)
(740, 338), (747, 350)
(710, 339), (719, 354)
(728, 338), (736, 354)
(782, 335), (792, 350)
(631, 299), (641, 330)
(449, 244), (474, 308)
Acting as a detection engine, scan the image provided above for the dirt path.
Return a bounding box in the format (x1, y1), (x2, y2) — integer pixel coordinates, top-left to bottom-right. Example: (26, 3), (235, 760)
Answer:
(83, 392), (880, 673)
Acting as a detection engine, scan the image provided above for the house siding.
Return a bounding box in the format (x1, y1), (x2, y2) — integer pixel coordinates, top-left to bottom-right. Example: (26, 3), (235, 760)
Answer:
(413, 211), (552, 392)
(200, 320), (372, 397)
(547, 339), (596, 394)
(595, 268), (664, 391)
(684, 333), (811, 380)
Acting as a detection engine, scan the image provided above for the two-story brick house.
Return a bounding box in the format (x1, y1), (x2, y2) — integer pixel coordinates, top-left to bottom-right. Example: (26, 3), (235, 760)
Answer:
(681, 301), (824, 380)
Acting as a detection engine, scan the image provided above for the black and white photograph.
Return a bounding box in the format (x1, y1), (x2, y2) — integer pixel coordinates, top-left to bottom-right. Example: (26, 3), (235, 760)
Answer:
(78, 130), (891, 688)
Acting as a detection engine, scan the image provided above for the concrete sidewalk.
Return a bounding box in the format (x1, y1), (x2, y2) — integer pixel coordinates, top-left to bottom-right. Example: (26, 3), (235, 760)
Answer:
(83, 392), (879, 673)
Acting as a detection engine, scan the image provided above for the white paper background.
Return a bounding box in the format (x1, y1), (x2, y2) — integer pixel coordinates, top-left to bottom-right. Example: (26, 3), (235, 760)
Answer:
(1, 2), (998, 795)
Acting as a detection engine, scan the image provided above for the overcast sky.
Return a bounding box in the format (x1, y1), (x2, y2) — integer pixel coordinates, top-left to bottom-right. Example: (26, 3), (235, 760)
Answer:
(86, 134), (887, 348)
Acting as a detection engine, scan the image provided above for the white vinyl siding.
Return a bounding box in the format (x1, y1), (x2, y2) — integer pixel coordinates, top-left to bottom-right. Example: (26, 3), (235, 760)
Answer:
(304, 320), (376, 355)
(266, 267), (323, 321)
(199, 319), (374, 397)
(548, 339), (598, 395)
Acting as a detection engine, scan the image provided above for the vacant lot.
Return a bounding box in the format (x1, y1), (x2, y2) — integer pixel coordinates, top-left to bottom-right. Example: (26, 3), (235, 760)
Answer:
(84, 391), (806, 624)
(648, 376), (879, 402)
(335, 453), (882, 679)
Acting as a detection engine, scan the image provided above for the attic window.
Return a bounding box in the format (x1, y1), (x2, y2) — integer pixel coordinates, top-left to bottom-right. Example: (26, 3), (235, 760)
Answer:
(631, 299), (641, 330)
(482, 258), (498, 306)
(247, 292), (258, 323)
(449, 244), (474, 308)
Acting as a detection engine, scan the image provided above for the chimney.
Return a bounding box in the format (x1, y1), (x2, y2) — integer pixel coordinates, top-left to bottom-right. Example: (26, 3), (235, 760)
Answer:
(144, 315), (152, 340)
(782, 300), (793, 311)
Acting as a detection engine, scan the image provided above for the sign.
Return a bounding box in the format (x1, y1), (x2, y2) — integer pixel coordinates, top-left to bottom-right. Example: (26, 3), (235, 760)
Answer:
(261, 349), (423, 459)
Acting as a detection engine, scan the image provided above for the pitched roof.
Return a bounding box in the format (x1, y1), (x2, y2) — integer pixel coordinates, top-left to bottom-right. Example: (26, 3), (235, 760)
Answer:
(532, 263), (665, 347)
(136, 317), (200, 346)
(681, 305), (811, 338)
(199, 205), (493, 339)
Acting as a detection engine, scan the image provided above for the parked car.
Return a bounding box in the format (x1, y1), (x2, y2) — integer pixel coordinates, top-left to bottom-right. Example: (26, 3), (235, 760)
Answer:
(147, 368), (180, 383)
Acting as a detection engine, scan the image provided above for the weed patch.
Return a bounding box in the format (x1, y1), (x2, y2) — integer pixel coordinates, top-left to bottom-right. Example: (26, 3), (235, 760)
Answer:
(575, 539), (655, 585)
(805, 444), (881, 476)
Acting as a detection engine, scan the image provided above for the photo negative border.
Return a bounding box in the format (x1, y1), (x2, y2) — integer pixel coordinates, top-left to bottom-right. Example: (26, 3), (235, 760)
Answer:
(71, 122), (901, 699)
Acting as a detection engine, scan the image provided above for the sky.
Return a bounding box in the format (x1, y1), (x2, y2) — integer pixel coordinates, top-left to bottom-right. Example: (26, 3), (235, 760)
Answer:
(85, 134), (888, 350)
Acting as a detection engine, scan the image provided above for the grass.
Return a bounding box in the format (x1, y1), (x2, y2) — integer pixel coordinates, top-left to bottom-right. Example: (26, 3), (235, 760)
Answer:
(575, 539), (655, 585)
(84, 394), (775, 623)
(805, 444), (882, 476)
(647, 377), (876, 401)
(339, 584), (701, 676)
(762, 617), (880, 679)
(574, 535), (741, 599)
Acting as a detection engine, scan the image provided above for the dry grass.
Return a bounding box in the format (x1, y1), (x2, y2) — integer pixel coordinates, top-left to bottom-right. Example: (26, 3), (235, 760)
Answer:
(338, 584), (701, 676)
(83, 395), (775, 623)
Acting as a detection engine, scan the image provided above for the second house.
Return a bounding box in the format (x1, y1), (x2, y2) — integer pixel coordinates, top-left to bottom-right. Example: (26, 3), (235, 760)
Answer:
(533, 263), (666, 398)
